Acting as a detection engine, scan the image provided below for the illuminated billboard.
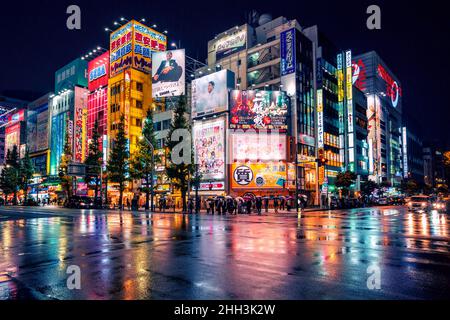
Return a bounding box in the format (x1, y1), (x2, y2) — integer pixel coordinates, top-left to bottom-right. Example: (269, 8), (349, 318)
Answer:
(231, 163), (288, 189)
(27, 104), (48, 153)
(230, 131), (286, 162)
(229, 90), (289, 130)
(280, 28), (296, 76)
(55, 58), (88, 92)
(88, 51), (109, 91)
(191, 70), (234, 118)
(109, 21), (167, 77)
(152, 49), (185, 98)
(215, 29), (246, 61)
(193, 116), (226, 181)
(5, 123), (20, 154)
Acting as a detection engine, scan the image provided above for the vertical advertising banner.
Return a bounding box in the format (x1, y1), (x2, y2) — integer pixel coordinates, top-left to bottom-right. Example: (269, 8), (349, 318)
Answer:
(151, 49), (185, 98)
(317, 89), (324, 149)
(345, 50), (355, 169)
(280, 28), (296, 76)
(193, 117), (226, 183)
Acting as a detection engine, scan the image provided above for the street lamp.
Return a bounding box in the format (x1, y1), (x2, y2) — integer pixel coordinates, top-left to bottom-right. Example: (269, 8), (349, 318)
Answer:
(141, 135), (155, 211)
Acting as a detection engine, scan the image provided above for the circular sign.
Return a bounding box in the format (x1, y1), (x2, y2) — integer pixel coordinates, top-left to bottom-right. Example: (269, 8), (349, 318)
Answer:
(255, 175), (265, 187)
(233, 166), (253, 186)
(391, 81), (399, 108)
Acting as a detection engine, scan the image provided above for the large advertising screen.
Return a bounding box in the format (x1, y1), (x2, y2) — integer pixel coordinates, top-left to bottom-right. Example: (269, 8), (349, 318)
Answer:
(231, 163), (288, 189)
(27, 104), (48, 153)
(280, 28), (296, 76)
(152, 49), (185, 98)
(230, 131), (286, 161)
(193, 117), (226, 182)
(229, 90), (289, 130)
(215, 29), (246, 61)
(191, 70), (233, 118)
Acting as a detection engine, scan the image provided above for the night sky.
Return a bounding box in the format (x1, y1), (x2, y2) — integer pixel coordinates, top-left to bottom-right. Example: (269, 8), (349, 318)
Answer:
(0, 0), (448, 146)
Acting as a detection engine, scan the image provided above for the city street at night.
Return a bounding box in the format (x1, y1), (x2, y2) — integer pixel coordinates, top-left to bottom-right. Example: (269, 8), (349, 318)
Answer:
(1, 206), (449, 300)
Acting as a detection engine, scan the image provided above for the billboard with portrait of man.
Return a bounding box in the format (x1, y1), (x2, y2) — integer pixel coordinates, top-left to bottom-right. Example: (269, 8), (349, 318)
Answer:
(191, 69), (234, 119)
(152, 49), (185, 98)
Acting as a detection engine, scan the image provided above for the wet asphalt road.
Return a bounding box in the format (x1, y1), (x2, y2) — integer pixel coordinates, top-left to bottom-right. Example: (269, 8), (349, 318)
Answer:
(0, 205), (449, 300)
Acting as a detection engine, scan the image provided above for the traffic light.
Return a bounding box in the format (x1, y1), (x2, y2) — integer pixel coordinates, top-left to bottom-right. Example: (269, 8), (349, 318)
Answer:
(317, 148), (328, 167)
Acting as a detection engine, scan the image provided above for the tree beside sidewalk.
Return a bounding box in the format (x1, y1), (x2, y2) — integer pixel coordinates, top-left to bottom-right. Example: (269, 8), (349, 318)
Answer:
(107, 115), (130, 210)
(165, 96), (194, 213)
(129, 109), (159, 211)
(19, 148), (34, 203)
(84, 118), (103, 202)
(335, 171), (357, 197)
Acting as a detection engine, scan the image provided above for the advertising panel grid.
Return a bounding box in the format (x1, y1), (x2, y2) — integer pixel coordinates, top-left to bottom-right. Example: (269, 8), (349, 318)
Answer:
(193, 116), (226, 182)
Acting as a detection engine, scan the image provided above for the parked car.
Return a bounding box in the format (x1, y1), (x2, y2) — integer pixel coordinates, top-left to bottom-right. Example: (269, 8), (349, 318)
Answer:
(407, 195), (432, 212)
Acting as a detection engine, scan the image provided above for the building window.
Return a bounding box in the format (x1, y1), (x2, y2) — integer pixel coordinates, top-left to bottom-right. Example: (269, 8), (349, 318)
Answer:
(136, 82), (143, 92)
(136, 99), (143, 109)
(110, 104), (120, 113)
(136, 118), (142, 127)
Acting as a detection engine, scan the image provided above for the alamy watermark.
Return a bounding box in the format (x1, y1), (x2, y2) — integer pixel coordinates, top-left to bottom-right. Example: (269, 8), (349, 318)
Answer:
(66, 265), (81, 290)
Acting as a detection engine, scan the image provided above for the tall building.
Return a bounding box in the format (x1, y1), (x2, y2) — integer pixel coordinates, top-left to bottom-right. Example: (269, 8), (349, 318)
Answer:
(423, 141), (447, 188)
(49, 58), (89, 176)
(352, 51), (403, 185)
(402, 115), (424, 184)
(107, 19), (167, 202)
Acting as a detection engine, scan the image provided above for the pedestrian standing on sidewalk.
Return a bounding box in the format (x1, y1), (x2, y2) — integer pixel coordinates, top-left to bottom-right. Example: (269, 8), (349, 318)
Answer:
(127, 198), (131, 211)
(206, 199), (211, 214)
(246, 198), (252, 214)
(211, 199), (215, 215)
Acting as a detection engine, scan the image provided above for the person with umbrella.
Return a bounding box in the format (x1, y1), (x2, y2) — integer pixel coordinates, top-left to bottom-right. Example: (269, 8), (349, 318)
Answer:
(264, 196), (269, 213)
(273, 197), (279, 214)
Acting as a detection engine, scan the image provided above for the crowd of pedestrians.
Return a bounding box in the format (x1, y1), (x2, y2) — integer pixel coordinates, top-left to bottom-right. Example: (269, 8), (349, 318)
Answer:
(186, 195), (306, 215)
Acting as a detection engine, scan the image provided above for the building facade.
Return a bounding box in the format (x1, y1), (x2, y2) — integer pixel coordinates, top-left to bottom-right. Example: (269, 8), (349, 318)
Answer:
(352, 51), (403, 185)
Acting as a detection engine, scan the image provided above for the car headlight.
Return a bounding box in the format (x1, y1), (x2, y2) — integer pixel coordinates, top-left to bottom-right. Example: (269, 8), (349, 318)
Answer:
(421, 202), (426, 207)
